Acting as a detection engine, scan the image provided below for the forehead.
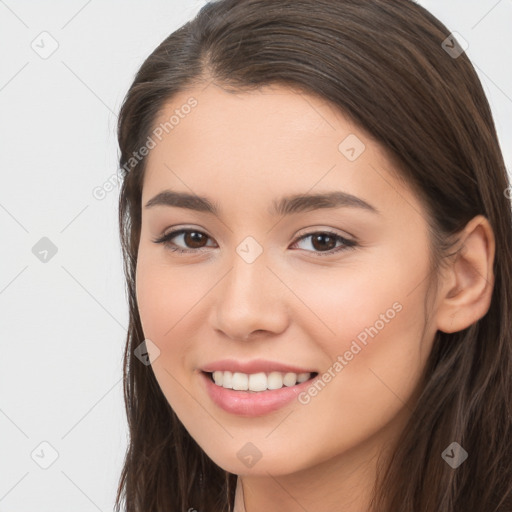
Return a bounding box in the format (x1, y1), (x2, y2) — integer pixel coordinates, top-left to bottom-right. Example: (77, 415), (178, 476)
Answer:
(141, 82), (423, 223)
(145, 81), (366, 172)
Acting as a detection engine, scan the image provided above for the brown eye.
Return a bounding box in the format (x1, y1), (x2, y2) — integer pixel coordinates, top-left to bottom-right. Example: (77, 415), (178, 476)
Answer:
(153, 229), (215, 253)
(292, 230), (357, 257)
(183, 231), (208, 248)
(310, 233), (337, 252)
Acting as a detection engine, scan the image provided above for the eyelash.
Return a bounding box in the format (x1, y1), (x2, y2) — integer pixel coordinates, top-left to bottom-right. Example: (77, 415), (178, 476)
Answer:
(152, 228), (357, 257)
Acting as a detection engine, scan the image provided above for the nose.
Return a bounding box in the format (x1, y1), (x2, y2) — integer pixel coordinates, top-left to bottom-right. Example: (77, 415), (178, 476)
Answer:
(209, 251), (289, 342)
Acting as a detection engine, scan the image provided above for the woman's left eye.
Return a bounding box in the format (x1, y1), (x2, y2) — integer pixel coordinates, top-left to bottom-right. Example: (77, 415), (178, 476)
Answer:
(292, 231), (357, 255)
(152, 229), (357, 256)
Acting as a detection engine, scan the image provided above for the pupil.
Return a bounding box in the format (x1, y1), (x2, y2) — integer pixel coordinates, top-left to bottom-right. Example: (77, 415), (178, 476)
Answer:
(313, 234), (335, 251)
(186, 231), (206, 248)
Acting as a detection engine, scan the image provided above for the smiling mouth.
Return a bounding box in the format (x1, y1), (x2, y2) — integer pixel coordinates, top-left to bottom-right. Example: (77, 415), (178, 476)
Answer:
(203, 370), (319, 392)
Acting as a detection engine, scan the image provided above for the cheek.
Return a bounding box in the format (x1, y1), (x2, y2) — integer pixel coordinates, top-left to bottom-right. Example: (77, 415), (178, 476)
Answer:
(135, 257), (193, 386)
(288, 256), (431, 422)
(135, 257), (211, 424)
(291, 256), (423, 357)
(135, 255), (203, 341)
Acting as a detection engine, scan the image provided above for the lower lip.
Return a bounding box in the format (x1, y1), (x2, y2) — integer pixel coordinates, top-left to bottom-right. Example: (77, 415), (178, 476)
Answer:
(200, 371), (318, 417)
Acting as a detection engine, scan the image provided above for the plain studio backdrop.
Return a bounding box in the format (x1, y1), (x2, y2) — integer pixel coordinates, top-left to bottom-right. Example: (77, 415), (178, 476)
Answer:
(0, 1), (511, 510)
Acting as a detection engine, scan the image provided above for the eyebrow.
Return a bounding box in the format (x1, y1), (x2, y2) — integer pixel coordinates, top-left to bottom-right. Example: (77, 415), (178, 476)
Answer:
(144, 190), (380, 216)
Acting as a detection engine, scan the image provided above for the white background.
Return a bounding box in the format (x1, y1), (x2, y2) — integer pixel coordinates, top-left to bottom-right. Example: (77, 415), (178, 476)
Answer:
(0, 1), (511, 510)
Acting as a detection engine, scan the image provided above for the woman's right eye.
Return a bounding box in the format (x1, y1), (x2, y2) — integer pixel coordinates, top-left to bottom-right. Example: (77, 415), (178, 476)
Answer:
(152, 229), (216, 254)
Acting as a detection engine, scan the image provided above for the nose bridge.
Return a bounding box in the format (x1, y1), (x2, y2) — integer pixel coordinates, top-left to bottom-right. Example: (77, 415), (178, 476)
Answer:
(222, 246), (270, 315)
(212, 241), (288, 339)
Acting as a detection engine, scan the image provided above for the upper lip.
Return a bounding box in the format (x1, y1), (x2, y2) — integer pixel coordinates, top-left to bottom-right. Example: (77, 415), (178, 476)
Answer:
(201, 359), (317, 375)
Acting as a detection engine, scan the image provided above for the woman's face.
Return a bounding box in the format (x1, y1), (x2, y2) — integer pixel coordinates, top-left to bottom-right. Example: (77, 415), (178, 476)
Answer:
(135, 82), (439, 476)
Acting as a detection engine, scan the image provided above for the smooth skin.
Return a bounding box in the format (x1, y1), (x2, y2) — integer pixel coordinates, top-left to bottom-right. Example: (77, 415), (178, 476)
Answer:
(135, 82), (495, 512)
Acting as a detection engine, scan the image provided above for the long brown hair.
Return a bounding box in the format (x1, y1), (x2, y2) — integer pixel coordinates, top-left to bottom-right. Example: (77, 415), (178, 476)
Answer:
(114, 1), (512, 510)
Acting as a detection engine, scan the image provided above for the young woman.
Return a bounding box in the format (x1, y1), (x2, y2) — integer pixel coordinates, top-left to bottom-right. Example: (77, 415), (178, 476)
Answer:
(114, 1), (512, 510)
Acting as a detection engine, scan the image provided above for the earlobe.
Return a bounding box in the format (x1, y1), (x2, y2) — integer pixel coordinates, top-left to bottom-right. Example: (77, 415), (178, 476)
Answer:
(436, 215), (495, 334)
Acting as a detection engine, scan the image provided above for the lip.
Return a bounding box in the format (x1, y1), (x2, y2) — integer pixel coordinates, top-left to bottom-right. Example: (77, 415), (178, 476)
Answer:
(200, 358), (317, 374)
(200, 370), (319, 417)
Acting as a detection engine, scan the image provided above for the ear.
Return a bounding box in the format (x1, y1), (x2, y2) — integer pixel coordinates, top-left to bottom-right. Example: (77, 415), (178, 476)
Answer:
(436, 215), (495, 333)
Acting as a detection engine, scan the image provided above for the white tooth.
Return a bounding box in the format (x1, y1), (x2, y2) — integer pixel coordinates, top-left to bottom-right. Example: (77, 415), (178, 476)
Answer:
(248, 372), (267, 392)
(267, 371), (284, 390)
(213, 370), (311, 391)
(283, 372), (298, 386)
(222, 371), (233, 389)
(297, 372), (310, 383)
(212, 371), (223, 386)
(232, 372), (249, 390)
